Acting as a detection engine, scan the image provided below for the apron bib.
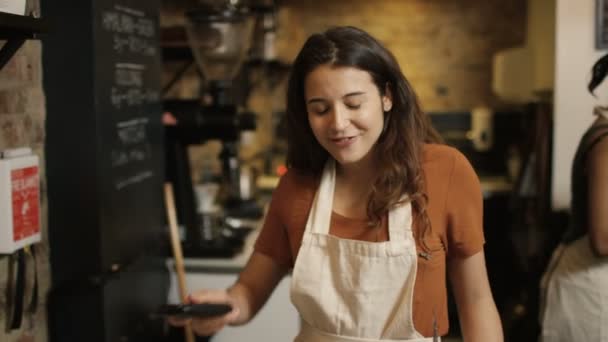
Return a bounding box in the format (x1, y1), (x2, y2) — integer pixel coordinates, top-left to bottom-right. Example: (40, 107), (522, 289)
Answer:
(540, 236), (608, 342)
(290, 160), (436, 342)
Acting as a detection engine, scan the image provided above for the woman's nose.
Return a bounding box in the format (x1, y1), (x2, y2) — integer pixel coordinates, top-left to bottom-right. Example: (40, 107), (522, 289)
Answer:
(330, 106), (349, 131)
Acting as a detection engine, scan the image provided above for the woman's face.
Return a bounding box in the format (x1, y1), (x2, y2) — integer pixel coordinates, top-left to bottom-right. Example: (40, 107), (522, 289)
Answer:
(304, 64), (392, 168)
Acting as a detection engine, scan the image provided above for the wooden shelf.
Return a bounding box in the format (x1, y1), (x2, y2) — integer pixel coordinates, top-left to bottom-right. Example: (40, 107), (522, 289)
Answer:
(0, 12), (49, 71)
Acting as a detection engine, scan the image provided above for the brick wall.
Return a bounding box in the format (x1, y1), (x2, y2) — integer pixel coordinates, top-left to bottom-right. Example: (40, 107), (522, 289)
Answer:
(161, 0), (526, 178)
(274, 0), (527, 111)
(0, 1), (50, 341)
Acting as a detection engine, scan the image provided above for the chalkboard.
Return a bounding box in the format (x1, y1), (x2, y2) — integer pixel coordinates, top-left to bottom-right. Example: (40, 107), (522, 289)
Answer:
(44, 0), (165, 286)
(95, 1), (164, 273)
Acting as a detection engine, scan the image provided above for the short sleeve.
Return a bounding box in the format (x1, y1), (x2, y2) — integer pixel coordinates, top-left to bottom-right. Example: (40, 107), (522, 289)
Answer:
(445, 150), (485, 258)
(253, 172), (294, 267)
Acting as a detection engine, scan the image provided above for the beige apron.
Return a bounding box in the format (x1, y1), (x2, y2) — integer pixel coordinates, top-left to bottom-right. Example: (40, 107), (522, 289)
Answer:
(540, 236), (608, 342)
(290, 160), (436, 342)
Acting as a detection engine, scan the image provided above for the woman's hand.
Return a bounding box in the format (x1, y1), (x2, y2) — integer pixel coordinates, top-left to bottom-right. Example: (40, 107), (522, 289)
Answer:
(167, 289), (240, 337)
(167, 252), (288, 336)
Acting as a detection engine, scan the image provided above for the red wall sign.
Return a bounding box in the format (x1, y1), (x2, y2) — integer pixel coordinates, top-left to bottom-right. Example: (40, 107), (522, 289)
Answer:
(11, 166), (40, 242)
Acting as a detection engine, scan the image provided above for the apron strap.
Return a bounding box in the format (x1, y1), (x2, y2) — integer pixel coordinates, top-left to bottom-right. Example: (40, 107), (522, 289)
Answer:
(388, 199), (412, 243)
(305, 160), (336, 235)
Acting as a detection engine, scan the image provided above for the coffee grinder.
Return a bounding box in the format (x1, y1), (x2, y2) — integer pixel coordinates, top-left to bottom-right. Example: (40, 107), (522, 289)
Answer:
(164, 3), (261, 257)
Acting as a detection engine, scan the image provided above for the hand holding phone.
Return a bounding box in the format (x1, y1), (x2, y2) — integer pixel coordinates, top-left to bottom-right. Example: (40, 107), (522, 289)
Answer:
(164, 289), (240, 337)
(155, 303), (233, 318)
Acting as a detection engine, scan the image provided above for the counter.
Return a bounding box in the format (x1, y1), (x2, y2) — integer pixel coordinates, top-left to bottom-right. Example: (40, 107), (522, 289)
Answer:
(167, 219), (260, 273)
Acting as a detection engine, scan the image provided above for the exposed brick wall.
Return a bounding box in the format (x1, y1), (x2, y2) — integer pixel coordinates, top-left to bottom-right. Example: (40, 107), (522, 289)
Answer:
(161, 0), (526, 177)
(0, 1), (50, 341)
(273, 0), (527, 111)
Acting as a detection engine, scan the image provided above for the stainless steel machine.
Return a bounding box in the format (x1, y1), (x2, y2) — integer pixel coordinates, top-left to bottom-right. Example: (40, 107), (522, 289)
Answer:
(163, 1), (263, 257)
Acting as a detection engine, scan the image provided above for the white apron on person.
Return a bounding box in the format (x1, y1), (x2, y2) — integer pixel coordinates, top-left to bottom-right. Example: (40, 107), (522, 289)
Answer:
(540, 235), (608, 342)
(290, 160), (436, 342)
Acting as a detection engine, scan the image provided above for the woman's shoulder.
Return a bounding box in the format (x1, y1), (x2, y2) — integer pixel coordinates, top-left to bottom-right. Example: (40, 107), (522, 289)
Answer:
(268, 168), (319, 234)
(272, 168), (319, 202)
(422, 143), (471, 170)
(278, 168), (318, 189)
(583, 121), (608, 168)
(421, 143), (479, 194)
(581, 120), (608, 151)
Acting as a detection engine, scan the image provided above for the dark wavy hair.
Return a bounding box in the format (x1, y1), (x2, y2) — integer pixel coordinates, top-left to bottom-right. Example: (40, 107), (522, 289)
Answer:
(589, 53), (608, 95)
(285, 26), (442, 244)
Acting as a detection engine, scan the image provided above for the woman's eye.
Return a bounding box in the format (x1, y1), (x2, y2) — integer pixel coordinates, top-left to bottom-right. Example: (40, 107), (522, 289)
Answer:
(309, 105), (329, 115)
(346, 103), (361, 110)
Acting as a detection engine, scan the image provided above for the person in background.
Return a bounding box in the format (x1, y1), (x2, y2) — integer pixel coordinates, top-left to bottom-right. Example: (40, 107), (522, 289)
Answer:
(170, 26), (503, 341)
(539, 54), (608, 342)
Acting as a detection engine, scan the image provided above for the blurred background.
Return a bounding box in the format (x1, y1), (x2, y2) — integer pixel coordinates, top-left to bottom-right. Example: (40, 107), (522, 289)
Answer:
(0, 0), (603, 341)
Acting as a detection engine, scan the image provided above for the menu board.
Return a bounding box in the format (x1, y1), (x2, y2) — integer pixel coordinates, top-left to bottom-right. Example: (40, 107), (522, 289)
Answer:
(43, 0), (165, 285)
(96, 2), (160, 190)
(94, 0), (164, 269)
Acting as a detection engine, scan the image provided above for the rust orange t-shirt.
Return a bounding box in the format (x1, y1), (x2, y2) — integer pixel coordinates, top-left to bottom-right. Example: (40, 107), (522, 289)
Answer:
(254, 143), (485, 337)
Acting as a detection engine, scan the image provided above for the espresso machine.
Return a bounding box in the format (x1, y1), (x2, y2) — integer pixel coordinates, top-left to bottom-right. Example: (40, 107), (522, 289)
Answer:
(164, 2), (262, 257)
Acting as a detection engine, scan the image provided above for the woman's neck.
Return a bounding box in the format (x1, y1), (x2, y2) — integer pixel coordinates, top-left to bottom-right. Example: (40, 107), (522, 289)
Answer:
(334, 157), (377, 203)
(333, 164), (375, 219)
(335, 158), (376, 186)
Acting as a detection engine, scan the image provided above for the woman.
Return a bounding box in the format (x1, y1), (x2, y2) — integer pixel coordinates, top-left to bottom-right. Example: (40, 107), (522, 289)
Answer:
(171, 26), (502, 341)
(540, 54), (608, 342)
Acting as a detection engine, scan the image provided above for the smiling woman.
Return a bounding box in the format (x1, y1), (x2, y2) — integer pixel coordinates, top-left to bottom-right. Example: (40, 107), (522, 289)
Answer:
(304, 64), (388, 169)
(170, 26), (503, 342)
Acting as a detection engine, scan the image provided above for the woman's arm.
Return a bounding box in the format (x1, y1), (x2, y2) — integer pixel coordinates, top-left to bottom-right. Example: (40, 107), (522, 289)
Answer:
(177, 252), (288, 336)
(174, 170), (295, 336)
(586, 135), (608, 256)
(448, 250), (503, 342)
(227, 251), (288, 325)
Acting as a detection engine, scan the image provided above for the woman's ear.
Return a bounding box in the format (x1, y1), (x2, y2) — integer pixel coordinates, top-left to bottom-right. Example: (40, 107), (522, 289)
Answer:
(383, 83), (393, 112)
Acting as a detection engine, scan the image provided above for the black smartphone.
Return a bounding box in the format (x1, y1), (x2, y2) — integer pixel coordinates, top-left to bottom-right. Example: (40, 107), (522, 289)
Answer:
(154, 303), (233, 318)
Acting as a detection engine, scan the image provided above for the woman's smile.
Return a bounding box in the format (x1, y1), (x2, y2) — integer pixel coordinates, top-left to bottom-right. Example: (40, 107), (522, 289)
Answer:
(330, 135), (358, 148)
